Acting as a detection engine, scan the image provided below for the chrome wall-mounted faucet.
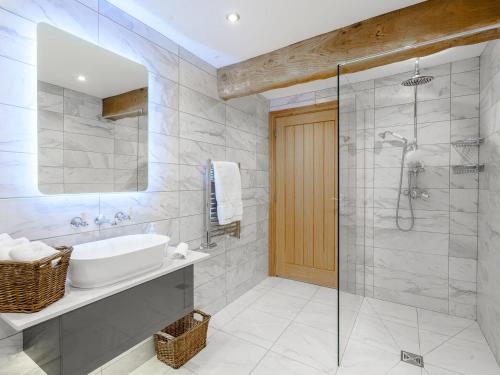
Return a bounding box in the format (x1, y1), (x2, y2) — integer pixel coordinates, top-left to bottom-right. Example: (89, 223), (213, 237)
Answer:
(70, 217), (89, 229)
(94, 214), (117, 226)
(114, 211), (131, 223)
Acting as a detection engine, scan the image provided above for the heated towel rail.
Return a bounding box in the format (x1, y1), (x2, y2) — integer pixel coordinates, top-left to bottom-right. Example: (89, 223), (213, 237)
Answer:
(200, 160), (241, 249)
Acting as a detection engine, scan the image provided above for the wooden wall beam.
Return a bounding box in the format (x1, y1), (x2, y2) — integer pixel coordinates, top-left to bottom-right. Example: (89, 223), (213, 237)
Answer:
(217, 0), (500, 99)
(102, 87), (148, 120)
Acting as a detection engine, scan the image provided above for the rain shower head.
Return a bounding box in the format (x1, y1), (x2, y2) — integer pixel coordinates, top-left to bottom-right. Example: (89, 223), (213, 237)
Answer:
(401, 59), (434, 87)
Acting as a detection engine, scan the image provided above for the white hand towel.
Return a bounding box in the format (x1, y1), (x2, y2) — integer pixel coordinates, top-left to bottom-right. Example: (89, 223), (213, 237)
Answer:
(212, 161), (243, 225)
(172, 242), (188, 259)
(10, 241), (59, 263)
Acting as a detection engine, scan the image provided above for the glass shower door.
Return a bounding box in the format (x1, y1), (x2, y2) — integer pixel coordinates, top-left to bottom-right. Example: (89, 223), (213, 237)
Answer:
(337, 64), (368, 364)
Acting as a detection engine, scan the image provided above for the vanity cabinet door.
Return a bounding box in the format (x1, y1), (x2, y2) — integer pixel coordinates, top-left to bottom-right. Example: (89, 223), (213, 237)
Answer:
(60, 267), (193, 375)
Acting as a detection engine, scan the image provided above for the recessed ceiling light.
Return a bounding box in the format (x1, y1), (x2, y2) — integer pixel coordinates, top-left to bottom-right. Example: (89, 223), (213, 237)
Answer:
(226, 12), (240, 24)
(77, 75), (86, 82)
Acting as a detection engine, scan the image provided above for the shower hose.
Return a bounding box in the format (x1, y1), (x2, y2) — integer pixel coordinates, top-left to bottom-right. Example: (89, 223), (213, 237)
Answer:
(396, 144), (415, 231)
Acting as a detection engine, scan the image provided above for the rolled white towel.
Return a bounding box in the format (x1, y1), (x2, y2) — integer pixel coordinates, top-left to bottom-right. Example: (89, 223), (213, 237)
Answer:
(0, 247), (11, 260)
(172, 242), (188, 259)
(10, 241), (59, 263)
(0, 233), (12, 243)
(0, 237), (29, 260)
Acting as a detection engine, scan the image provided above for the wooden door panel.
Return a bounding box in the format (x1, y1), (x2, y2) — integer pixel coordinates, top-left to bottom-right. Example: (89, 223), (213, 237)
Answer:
(272, 103), (337, 288)
(303, 124), (315, 268)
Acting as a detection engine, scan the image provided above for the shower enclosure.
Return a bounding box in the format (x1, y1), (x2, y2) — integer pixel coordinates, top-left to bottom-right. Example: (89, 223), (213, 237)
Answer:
(337, 31), (500, 372)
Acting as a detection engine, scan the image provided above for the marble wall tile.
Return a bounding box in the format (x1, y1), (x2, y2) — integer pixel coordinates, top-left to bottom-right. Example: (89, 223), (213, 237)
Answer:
(98, 15), (178, 82)
(226, 127), (257, 153)
(179, 214), (204, 242)
(38, 109), (63, 131)
(64, 132), (114, 154)
(450, 188), (478, 213)
(449, 234), (478, 259)
(452, 57), (479, 74)
(39, 148), (63, 167)
(451, 94), (479, 120)
(450, 211), (478, 236)
(179, 165), (204, 190)
(39, 166), (63, 184)
(148, 73), (179, 109)
(0, 105), (36, 154)
(417, 75), (451, 101)
(179, 47), (217, 77)
(194, 274), (226, 309)
(374, 248), (448, 278)
(227, 148), (257, 170)
(417, 98), (450, 123)
(374, 103), (413, 128)
(179, 112), (226, 146)
(226, 106), (257, 135)
(179, 59), (218, 99)
(64, 115), (114, 138)
(98, 0), (178, 54)
(0, 8), (36, 65)
(451, 118), (479, 142)
(179, 138), (225, 166)
(39, 129), (63, 149)
(100, 192), (179, 225)
(149, 134), (178, 164)
(64, 167), (114, 184)
(0, 194), (99, 239)
(194, 253), (225, 288)
(0, 56), (36, 109)
(0, 0), (99, 43)
(148, 104), (179, 136)
(452, 70), (480, 97)
(477, 41), (500, 361)
(450, 257), (477, 283)
(374, 267), (448, 299)
(147, 162), (178, 192)
(374, 286), (448, 313)
(180, 86), (225, 124)
(0, 152), (39, 197)
(179, 190), (204, 216)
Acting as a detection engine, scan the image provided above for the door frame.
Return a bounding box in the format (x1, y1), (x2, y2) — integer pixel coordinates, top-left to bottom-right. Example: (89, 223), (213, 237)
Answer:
(268, 100), (339, 277)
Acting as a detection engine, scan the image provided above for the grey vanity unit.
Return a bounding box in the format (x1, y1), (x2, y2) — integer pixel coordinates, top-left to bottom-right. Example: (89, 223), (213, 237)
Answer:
(23, 267), (193, 375)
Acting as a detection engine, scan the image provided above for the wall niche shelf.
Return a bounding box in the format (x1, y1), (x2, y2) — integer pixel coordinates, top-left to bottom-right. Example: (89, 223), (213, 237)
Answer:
(452, 164), (485, 174)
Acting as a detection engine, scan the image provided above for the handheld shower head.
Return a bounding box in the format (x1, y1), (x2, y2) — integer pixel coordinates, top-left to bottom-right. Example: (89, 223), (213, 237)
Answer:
(378, 130), (408, 143)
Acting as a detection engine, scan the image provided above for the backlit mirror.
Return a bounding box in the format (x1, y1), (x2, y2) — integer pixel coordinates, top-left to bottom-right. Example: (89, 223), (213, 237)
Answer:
(37, 23), (149, 194)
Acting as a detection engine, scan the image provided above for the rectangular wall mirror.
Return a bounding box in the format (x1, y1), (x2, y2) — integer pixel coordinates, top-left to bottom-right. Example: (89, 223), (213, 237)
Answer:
(37, 23), (149, 194)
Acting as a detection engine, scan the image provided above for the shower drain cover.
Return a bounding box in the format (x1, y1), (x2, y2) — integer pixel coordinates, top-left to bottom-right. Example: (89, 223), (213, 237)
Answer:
(401, 350), (424, 368)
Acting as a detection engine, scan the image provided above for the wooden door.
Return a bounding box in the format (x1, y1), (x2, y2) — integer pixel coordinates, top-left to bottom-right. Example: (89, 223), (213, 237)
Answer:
(271, 102), (337, 288)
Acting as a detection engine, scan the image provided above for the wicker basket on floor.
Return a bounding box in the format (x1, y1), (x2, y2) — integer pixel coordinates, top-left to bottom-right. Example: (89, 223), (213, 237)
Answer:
(0, 246), (72, 313)
(154, 309), (211, 369)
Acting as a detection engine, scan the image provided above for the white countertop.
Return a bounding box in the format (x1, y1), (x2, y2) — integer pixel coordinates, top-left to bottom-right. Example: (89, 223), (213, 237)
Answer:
(0, 249), (209, 331)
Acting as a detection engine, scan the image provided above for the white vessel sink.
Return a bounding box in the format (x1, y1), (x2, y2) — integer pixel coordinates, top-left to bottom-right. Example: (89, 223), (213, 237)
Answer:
(69, 234), (170, 288)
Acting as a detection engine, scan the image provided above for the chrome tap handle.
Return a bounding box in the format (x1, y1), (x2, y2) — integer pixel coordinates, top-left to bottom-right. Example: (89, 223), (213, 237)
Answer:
(70, 217), (88, 228)
(114, 211), (131, 222)
(94, 214), (117, 226)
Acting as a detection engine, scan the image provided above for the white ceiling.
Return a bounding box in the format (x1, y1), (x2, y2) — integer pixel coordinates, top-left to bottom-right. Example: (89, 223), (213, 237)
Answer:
(108, 0), (425, 68)
(38, 23), (148, 99)
(263, 42), (487, 99)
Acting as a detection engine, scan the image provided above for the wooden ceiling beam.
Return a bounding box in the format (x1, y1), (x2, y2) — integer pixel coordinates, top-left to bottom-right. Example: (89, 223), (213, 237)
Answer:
(102, 87), (148, 120)
(217, 0), (500, 100)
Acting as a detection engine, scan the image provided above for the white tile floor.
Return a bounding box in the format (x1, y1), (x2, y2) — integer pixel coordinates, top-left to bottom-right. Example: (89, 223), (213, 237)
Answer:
(132, 277), (500, 375)
(5, 277), (500, 375)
